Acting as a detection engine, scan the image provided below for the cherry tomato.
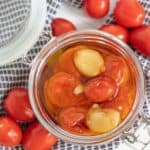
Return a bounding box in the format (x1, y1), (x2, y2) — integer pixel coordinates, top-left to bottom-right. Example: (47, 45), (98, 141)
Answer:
(104, 55), (130, 85)
(51, 18), (76, 36)
(0, 116), (22, 147)
(4, 88), (35, 122)
(129, 26), (150, 56)
(44, 72), (83, 108)
(58, 106), (89, 134)
(84, 76), (118, 102)
(114, 0), (145, 28)
(84, 0), (110, 18)
(100, 24), (129, 43)
(101, 85), (135, 120)
(22, 122), (57, 150)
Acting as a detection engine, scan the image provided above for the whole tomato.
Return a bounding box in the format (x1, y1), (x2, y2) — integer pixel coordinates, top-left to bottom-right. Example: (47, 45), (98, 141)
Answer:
(84, 0), (110, 18)
(101, 85), (134, 120)
(103, 55), (130, 86)
(4, 88), (35, 122)
(22, 122), (57, 150)
(129, 26), (150, 56)
(100, 24), (129, 43)
(114, 0), (145, 28)
(51, 18), (76, 36)
(58, 106), (89, 134)
(84, 76), (118, 102)
(44, 72), (83, 108)
(0, 116), (22, 147)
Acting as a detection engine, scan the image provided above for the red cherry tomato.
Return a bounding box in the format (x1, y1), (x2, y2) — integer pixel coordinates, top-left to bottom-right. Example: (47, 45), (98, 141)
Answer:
(4, 88), (35, 122)
(44, 72), (83, 108)
(129, 26), (150, 56)
(59, 106), (89, 134)
(100, 24), (129, 43)
(84, 76), (118, 102)
(84, 0), (110, 18)
(114, 0), (145, 28)
(0, 116), (22, 147)
(22, 122), (57, 150)
(51, 18), (76, 36)
(104, 55), (130, 85)
(101, 85), (134, 120)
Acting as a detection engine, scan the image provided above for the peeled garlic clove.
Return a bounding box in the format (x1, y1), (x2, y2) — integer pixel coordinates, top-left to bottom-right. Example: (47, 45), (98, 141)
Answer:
(103, 109), (121, 128)
(73, 49), (105, 77)
(73, 84), (84, 95)
(86, 105), (121, 133)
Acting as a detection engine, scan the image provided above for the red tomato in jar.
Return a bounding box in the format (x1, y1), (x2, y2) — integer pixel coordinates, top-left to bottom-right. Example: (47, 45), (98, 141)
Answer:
(129, 26), (150, 56)
(4, 88), (35, 122)
(101, 85), (134, 120)
(44, 72), (83, 108)
(84, 0), (110, 18)
(0, 116), (22, 147)
(22, 122), (57, 150)
(84, 76), (118, 102)
(114, 0), (145, 28)
(104, 55), (130, 86)
(100, 24), (129, 43)
(51, 18), (76, 36)
(59, 106), (89, 134)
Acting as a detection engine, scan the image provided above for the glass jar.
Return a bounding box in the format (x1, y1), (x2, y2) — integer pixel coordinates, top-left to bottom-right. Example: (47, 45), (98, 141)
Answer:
(28, 30), (145, 145)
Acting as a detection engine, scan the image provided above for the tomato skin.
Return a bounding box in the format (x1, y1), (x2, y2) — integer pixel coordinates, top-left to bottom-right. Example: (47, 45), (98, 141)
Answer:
(4, 88), (35, 122)
(51, 18), (76, 36)
(59, 106), (89, 134)
(114, 0), (145, 28)
(22, 122), (57, 150)
(129, 26), (150, 56)
(104, 56), (129, 86)
(84, 0), (109, 18)
(0, 116), (22, 147)
(84, 76), (118, 103)
(100, 24), (129, 43)
(101, 85), (134, 120)
(59, 107), (87, 128)
(44, 72), (83, 108)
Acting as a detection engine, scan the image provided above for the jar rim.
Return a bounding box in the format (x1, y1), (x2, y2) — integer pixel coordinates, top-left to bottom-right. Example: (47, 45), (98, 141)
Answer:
(28, 29), (145, 145)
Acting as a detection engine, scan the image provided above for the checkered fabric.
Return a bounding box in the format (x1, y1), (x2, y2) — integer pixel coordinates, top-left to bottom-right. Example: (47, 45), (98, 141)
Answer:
(0, 0), (150, 150)
(0, 0), (30, 47)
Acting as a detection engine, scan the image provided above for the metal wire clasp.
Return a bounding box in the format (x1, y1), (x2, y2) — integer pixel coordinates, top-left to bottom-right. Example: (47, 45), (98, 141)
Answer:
(121, 113), (150, 150)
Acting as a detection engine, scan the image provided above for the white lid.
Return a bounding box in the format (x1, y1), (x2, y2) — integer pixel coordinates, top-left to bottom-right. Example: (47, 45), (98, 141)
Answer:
(0, 0), (47, 66)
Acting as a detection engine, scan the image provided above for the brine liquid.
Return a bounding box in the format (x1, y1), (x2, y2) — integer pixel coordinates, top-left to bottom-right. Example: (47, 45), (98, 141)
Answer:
(42, 42), (136, 135)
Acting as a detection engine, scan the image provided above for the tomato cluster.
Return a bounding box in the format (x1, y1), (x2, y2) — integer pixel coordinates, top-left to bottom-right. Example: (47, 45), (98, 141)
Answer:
(51, 0), (150, 56)
(0, 88), (57, 150)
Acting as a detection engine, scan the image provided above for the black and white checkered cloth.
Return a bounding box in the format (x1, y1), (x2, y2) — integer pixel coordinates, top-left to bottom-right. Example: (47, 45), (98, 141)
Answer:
(0, 0), (31, 47)
(0, 0), (150, 150)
